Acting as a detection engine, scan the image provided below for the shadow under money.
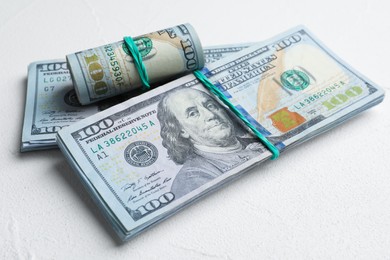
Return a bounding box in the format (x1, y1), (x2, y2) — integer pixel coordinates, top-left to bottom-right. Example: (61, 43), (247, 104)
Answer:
(13, 77), (28, 156)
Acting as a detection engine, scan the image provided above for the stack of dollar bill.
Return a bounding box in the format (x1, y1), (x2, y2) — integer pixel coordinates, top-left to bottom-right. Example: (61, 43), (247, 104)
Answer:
(21, 44), (250, 151)
(50, 26), (384, 240)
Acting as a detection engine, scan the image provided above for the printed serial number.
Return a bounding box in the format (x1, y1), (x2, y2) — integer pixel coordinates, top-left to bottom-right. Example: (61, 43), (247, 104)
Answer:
(293, 81), (345, 109)
(102, 121), (155, 147)
(104, 45), (125, 87)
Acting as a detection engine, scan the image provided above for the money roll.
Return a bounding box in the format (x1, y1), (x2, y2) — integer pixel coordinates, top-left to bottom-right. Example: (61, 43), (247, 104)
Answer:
(66, 23), (204, 105)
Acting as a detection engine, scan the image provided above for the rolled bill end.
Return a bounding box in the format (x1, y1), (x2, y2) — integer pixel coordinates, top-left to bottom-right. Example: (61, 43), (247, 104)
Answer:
(66, 54), (90, 105)
(183, 23), (205, 69)
(66, 23), (204, 105)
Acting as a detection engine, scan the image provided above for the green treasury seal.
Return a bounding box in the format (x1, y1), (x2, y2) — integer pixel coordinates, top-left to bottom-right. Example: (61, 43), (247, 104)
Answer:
(281, 69), (310, 91)
(122, 37), (153, 58)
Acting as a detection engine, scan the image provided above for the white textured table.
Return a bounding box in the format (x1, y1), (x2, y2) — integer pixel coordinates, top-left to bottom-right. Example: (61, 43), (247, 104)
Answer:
(1, 0), (390, 259)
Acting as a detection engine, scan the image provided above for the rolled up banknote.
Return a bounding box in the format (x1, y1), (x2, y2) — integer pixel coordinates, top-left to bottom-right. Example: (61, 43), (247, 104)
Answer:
(67, 23), (204, 105)
(21, 44), (251, 152)
(56, 26), (384, 240)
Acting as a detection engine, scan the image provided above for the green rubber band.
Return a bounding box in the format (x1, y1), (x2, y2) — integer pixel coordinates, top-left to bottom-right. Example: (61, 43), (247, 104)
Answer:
(123, 36), (150, 90)
(193, 70), (280, 160)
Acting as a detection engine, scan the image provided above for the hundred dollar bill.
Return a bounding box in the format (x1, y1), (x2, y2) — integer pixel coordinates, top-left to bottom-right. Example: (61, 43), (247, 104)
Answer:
(21, 45), (252, 152)
(21, 60), (100, 152)
(56, 26), (384, 240)
(57, 74), (272, 241)
(201, 26), (384, 150)
(67, 23), (204, 105)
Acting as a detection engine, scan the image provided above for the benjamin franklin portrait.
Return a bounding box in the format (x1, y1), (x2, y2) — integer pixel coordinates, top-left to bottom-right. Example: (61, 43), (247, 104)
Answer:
(157, 87), (265, 199)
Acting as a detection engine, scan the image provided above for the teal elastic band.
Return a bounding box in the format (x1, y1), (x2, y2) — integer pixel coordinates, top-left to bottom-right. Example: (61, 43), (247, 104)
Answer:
(193, 70), (280, 160)
(123, 36), (150, 90)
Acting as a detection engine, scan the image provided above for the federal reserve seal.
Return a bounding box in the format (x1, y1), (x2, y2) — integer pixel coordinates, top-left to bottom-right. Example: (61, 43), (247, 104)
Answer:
(64, 89), (82, 107)
(124, 141), (158, 167)
(281, 70), (310, 91)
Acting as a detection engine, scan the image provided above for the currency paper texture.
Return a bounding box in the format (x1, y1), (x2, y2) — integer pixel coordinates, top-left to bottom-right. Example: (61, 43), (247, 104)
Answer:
(21, 44), (251, 152)
(57, 26), (384, 240)
(21, 60), (100, 152)
(67, 23), (204, 105)
(201, 27), (384, 149)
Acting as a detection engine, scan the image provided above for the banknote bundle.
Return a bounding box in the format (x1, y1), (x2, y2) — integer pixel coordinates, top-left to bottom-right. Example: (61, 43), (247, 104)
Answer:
(67, 24), (204, 105)
(21, 45), (251, 152)
(56, 26), (384, 240)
